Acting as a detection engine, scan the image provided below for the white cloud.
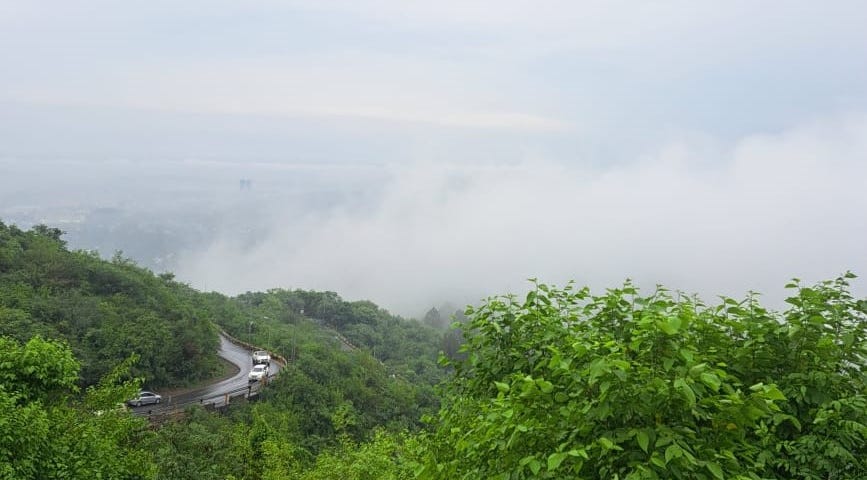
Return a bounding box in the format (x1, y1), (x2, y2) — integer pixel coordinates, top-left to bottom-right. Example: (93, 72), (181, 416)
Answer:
(175, 115), (867, 315)
(5, 1), (865, 137)
(7, 52), (570, 132)
(3, 1), (866, 316)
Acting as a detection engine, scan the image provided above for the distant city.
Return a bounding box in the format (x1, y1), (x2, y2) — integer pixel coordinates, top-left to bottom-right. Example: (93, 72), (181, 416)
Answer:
(0, 158), (388, 275)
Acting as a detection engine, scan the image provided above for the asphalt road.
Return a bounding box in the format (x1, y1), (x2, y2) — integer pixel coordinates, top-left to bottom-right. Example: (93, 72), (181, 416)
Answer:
(130, 333), (281, 414)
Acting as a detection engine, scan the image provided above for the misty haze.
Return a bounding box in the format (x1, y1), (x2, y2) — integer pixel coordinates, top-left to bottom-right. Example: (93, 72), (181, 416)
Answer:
(3, 2), (867, 478)
(3, 3), (866, 316)
(2, 118), (865, 315)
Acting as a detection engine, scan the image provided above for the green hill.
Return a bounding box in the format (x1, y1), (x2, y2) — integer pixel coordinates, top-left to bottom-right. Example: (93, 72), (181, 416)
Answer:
(0, 221), (220, 387)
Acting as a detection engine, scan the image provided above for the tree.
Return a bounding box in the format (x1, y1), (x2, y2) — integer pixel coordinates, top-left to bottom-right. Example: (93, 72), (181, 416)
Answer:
(288, 430), (418, 480)
(423, 308), (442, 328)
(419, 276), (867, 479)
(0, 336), (155, 479)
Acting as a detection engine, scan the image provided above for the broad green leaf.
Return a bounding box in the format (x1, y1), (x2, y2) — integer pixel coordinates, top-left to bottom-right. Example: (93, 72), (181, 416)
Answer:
(598, 437), (615, 449)
(548, 452), (568, 471)
(680, 349), (695, 363)
(664, 444), (682, 463)
(700, 372), (721, 391)
(656, 317), (680, 335)
(567, 449), (587, 459)
(636, 431), (650, 453)
(688, 362), (707, 376)
(764, 385), (787, 401)
(529, 459), (541, 475)
(674, 378), (696, 406)
(706, 461), (724, 480)
(536, 379), (554, 393)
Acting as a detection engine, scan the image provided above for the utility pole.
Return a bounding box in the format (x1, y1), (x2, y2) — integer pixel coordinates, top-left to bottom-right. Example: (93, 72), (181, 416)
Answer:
(262, 316), (270, 347)
(294, 309), (303, 362)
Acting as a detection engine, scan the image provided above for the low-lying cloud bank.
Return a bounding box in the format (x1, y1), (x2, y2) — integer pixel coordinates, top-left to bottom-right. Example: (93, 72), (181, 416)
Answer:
(176, 115), (867, 316)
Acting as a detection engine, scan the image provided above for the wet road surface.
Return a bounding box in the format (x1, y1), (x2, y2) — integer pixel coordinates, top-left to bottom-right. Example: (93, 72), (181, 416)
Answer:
(130, 333), (280, 414)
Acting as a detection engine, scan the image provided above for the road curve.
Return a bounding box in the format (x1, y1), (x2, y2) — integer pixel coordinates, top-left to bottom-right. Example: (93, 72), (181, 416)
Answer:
(130, 333), (281, 414)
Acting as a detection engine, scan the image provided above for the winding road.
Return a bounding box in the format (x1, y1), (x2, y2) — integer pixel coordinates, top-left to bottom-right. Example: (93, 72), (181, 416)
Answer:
(130, 333), (281, 415)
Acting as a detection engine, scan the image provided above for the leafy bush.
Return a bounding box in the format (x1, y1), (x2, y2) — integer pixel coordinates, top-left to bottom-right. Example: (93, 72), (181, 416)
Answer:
(419, 275), (867, 479)
(0, 336), (154, 479)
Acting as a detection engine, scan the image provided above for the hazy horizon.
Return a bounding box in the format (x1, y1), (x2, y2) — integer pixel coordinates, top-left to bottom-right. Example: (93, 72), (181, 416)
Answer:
(2, 1), (866, 316)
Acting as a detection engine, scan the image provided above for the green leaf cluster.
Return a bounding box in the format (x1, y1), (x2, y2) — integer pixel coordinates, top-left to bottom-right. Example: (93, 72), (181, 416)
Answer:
(419, 276), (867, 479)
(0, 336), (154, 479)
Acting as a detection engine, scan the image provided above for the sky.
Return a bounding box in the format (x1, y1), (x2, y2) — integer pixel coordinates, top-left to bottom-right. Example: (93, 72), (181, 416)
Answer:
(1, 1), (866, 315)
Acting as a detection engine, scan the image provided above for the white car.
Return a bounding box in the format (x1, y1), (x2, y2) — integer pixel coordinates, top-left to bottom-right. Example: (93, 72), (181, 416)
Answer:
(252, 350), (271, 365)
(248, 363), (269, 382)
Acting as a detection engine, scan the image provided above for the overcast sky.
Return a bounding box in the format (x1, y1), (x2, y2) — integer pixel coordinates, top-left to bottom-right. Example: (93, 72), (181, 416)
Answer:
(1, 1), (866, 314)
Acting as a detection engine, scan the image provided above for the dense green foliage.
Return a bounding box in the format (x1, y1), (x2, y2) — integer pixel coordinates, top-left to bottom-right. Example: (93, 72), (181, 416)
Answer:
(419, 276), (867, 479)
(0, 221), (220, 386)
(141, 288), (446, 479)
(231, 289), (445, 381)
(1, 220), (449, 479)
(0, 336), (153, 479)
(7, 220), (866, 479)
(143, 403), (421, 480)
(211, 288), (446, 438)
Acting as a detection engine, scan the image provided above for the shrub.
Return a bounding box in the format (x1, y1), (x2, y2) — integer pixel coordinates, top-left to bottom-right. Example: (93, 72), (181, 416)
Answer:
(419, 275), (867, 479)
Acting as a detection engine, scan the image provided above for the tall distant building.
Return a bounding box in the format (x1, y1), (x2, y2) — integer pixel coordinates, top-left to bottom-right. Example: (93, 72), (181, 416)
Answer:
(239, 179), (252, 190)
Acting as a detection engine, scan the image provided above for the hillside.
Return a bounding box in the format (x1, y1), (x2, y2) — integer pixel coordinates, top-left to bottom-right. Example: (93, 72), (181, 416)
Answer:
(0, 220), (450, 478)
(6, 220), (864, 479)
(0, 221), (220, 386)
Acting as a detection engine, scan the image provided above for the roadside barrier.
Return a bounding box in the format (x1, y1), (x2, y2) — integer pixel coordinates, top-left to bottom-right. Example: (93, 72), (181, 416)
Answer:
(218, 329), (288, 367)
(134, 374), (275, 422)
(133, 331), (282, 421)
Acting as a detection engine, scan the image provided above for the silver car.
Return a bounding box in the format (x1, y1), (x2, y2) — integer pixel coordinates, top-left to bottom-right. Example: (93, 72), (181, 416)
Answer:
(127, 390), (162, 407)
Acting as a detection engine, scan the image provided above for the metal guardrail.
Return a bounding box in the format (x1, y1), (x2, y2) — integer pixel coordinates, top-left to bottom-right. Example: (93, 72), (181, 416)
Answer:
(133, 374), (277, 423)
(219, 329), (289, 367)
(133, 330), (284, 421)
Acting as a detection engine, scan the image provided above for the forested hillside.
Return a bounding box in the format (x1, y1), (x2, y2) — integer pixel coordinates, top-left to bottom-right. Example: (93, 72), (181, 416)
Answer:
(227, 288), (446, 385)
(0, 221), (220, 386)
(3, 221), (866, 479)
(155, 287), (448, 469)
(0, 221), (451, 478)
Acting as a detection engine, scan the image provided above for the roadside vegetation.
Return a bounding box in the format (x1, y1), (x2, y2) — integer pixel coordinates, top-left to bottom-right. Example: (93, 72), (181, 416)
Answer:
(0, 336), (152, 478)
(2, 221), (866, 479)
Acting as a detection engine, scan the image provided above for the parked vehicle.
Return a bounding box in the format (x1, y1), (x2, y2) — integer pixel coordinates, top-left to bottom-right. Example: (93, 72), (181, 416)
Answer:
(252, 350), (271, 365)
(127, 390), (162, 407)
(248, 363), (269, 382)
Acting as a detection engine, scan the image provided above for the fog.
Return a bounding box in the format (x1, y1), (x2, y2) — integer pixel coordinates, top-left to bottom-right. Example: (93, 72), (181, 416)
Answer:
(2, 1), (866, 316)
(165, 115), (866, 314)
(1, 114), (865, 316)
